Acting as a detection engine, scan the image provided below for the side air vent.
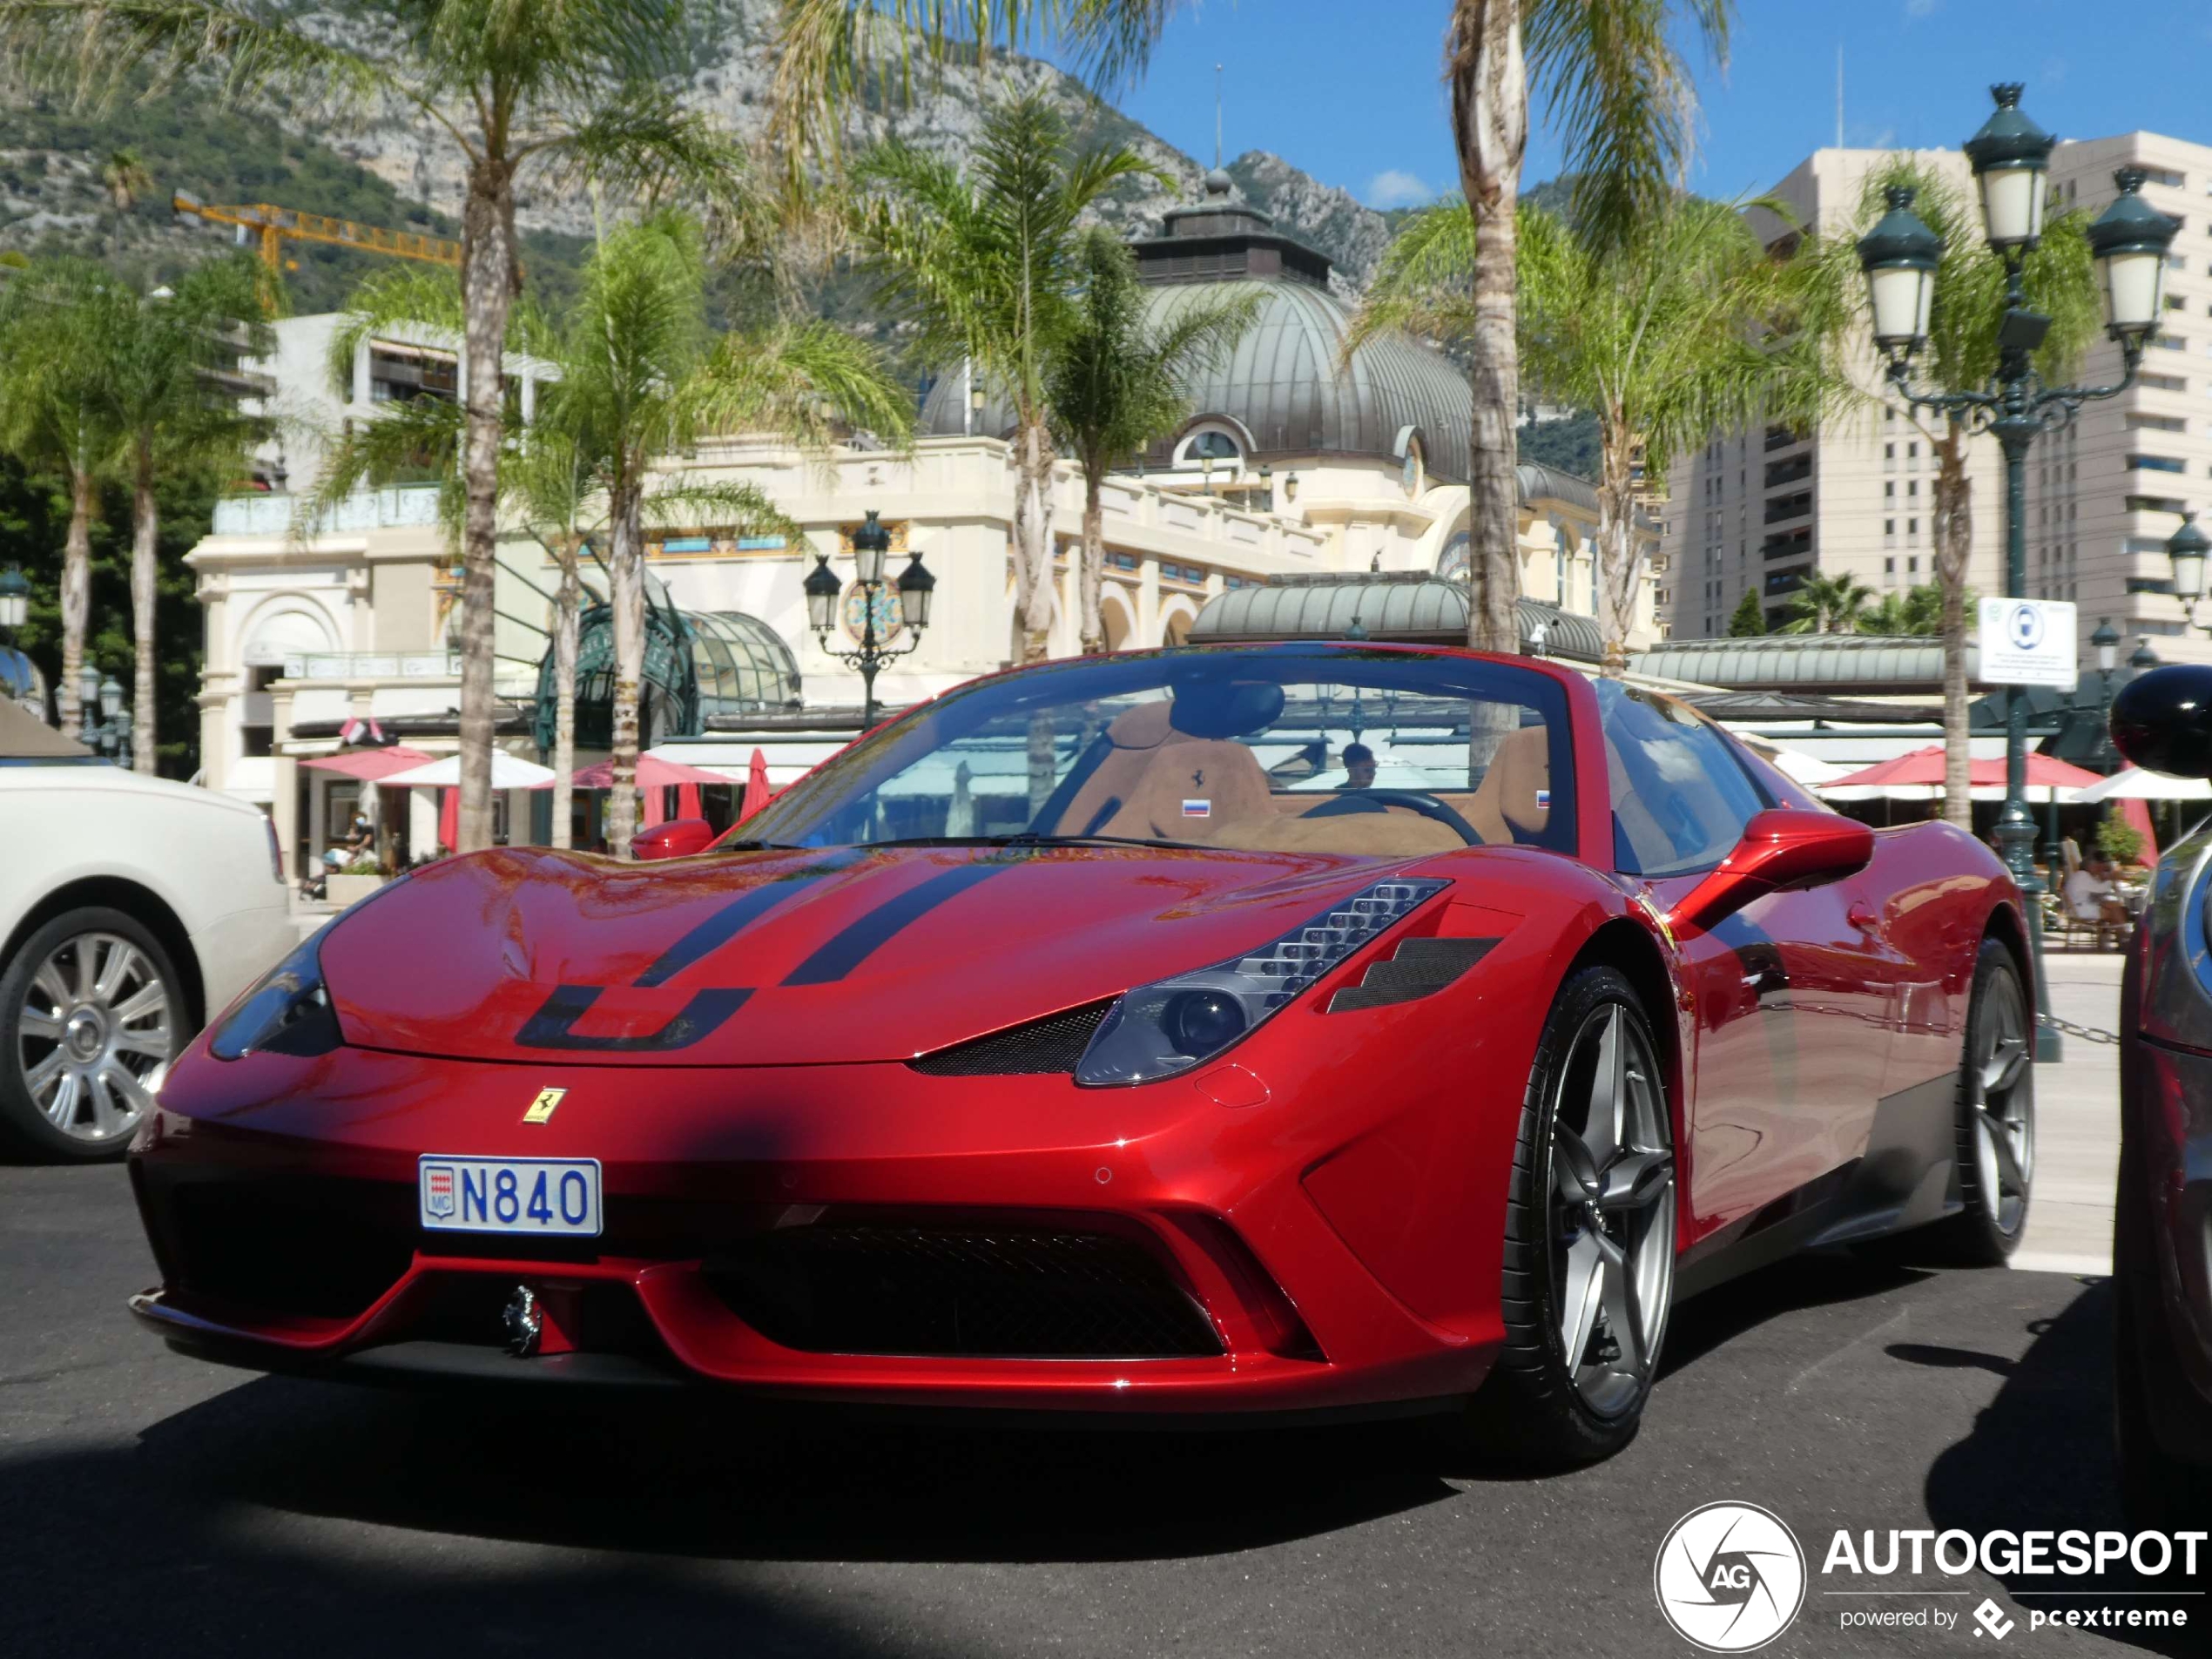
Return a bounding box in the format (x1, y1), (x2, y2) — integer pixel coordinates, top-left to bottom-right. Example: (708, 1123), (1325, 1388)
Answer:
(908, 1000), (1118, 1076)
(1325, 936), (1498, 1014)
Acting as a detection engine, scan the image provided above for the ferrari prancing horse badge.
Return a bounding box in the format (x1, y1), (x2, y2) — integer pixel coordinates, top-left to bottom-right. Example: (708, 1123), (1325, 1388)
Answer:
(523, 1088), (567, 1125)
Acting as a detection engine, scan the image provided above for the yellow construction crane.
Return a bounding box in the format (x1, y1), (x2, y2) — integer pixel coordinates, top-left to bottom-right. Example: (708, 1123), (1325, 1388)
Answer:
(172, 193), (462, 278)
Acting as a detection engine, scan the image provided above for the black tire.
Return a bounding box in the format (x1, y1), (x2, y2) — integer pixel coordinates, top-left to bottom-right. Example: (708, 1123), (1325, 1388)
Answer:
(1444, 963), (1675, 1468)
(2114, 1116), (2212, 1536)
(0, 906), (185, 1163)
(1919, 940), (2035, 1265)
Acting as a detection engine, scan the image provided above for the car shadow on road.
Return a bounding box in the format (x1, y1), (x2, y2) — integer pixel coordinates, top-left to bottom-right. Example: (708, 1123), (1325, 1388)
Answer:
(1659, 1247), (1933, 1381)
(1905, 1277), (2198, 1658)
(22, 1370), (1464, 1568)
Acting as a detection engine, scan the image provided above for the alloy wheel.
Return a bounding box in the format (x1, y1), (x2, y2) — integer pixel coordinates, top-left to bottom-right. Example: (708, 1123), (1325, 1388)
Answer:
(15, 931), (173, 1144)
(1971, 968), (2034, 1236)
(1549, 1001), (1676, 1419)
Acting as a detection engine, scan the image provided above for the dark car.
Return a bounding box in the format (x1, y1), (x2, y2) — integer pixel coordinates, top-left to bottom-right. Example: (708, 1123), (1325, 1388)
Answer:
(2109, 664), (2212, 1525)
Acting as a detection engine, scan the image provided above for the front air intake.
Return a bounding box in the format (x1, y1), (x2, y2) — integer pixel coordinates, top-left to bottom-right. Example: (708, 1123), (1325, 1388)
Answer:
(705, 1223), (1222, 1359)
(907, 1000), (1117, 1076)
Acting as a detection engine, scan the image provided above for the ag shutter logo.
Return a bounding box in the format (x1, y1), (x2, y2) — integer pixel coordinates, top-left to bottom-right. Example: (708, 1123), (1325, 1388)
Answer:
(1655, 1502), (1808, 1653)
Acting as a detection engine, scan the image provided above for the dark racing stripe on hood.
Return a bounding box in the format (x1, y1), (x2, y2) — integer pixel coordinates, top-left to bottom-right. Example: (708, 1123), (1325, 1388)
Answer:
(634, 847), (870, 988)
(781, 857), (1018, 987)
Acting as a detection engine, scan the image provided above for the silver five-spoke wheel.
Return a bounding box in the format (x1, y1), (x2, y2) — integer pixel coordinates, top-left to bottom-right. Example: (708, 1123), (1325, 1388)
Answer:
(17, 930), (174, 1145)
(1549, 1001), (1676, 1420)
(1968, 949), (2033, 1239)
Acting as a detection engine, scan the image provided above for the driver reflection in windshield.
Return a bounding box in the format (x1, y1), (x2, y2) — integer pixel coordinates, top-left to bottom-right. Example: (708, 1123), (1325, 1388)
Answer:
(1339, 742), (1377, 792)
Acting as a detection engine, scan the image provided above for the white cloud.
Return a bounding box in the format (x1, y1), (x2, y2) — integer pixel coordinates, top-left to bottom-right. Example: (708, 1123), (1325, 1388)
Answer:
(1366, 169), (1438, 210)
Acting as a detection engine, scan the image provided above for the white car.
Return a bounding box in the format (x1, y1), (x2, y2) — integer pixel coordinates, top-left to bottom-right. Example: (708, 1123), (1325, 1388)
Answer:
(0, 743), (296, 1162)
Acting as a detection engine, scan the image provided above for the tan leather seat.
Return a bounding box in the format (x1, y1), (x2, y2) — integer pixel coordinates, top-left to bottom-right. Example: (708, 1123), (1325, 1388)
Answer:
(1094, 736), (1276, 842)
(1244, 809), (1464, 857)
(1049, 702), (1193, 836)
(1467, 725), (1553, 846)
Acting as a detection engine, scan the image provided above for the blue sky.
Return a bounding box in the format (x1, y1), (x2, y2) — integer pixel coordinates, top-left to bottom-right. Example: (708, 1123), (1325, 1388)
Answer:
(1053, 1), (2212, 210)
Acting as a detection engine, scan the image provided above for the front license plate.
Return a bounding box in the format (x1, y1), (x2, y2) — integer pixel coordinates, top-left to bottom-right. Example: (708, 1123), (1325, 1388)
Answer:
(417, 1156), (603, 1237)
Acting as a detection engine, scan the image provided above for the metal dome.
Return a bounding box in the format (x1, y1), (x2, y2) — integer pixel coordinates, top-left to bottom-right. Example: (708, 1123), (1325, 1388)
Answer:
(921, 177), (1473, 480)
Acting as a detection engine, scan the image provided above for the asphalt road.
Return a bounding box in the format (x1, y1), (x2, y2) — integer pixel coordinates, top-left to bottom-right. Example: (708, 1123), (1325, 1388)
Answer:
(0, 1161), (2184, 1659)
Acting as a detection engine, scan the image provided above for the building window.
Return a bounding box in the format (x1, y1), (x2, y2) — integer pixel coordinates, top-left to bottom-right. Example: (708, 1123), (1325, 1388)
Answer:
(1884, 442), (1896, 470)
(1884, 556), (1896, 575)
(2143, 166), (2186, 190)
(2155, 334), (2186, 351)
(1884, 482), (1896, 502)
(1907, 516), (1919, 545)
(1884, 518), (1897, 546)
(1908, 556), (1919, 575)
(1906, 442), (1919, 467)
(2128, 454), (2188, 474)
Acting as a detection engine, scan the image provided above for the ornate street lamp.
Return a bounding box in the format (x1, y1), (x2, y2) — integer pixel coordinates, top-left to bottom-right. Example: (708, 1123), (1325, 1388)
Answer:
(2131, 637), (2161, 673)
(2092, 616), (2121, 679)
(0, 564), (26, 634)
(1858, 83), (2180, 1062)
(0, 563), (34, 718)
(804, 509), (934, 728)
(77, 664), (132, 764)
(2166, 510), (2209, 617)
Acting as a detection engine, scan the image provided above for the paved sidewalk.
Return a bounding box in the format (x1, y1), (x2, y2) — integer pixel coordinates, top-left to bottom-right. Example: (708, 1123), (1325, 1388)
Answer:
(2013, 946), (2125, 1276)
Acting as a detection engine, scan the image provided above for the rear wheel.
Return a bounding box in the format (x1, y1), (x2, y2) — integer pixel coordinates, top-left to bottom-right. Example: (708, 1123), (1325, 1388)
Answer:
(1450, 964), (1676, 1467)
(0, 907), (183, 1162)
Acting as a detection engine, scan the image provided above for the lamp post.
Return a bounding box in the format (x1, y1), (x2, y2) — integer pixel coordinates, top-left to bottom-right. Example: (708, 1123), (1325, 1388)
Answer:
(1857, 84), (2179, 1062)
(77, 663), (132, 765)
(804, 509), (934, 729)
(2130, 637), (2161, 674)
(0, 563), (31, 716)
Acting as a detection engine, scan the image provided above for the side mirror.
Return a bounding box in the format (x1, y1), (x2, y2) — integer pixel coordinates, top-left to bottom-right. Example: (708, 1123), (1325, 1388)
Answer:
(1666, 808), (1875, 936)
(2111, 664), (2212, 779)
(632, 818), (716, 862)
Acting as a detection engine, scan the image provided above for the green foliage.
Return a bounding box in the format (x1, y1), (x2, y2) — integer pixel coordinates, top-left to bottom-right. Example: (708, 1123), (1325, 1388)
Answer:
(851, 88), (1163, 418)
(1778, 570), (1875, 635)
(1047, 227), (1257, 477)
(1854, 582), (1978, 637)
(0, 453), (210, 772)
(1517, 412), (1600, 477)
(2098, 809), (2147, 867)
(1725, 588), (1764, 637)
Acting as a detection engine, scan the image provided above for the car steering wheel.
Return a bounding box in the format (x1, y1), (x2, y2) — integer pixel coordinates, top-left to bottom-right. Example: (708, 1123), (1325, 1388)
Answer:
(1296, 789), (1481, 846)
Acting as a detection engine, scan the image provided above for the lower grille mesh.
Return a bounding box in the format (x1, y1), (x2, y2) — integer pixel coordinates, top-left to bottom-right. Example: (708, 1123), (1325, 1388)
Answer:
(705, 1224), (1221, 1359)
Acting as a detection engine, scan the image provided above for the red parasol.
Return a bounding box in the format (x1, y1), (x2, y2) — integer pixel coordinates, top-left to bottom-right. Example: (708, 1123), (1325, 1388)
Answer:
(740, 748), (772, 820)
(300, 744), (437, 780)
(1824, 744), (2103, 792)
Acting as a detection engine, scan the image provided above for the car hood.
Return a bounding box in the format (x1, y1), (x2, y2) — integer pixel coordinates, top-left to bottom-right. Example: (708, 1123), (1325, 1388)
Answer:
(319, 844), (1447, 1067)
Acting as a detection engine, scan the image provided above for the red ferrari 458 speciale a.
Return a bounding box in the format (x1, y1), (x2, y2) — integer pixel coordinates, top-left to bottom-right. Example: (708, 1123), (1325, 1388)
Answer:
(128, 643), (2035, 1464)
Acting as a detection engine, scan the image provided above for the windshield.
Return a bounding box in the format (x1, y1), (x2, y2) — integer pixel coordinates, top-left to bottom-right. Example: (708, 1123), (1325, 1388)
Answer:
(736, 647), (1576, 860)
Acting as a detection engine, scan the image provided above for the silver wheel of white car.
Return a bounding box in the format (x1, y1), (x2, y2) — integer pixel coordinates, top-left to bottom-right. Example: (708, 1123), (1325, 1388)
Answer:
(1, 907), (183, 1162)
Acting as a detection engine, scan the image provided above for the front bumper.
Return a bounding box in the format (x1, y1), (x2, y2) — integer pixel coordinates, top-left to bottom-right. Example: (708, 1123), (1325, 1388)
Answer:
(129, 1015), (1517, 1416)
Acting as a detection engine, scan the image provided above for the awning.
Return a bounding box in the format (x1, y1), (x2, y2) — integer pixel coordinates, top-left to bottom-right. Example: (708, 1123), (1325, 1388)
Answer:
(300, 744), (438, 780)
(380, 752), (556, 789)
(536, 755), (734, 791)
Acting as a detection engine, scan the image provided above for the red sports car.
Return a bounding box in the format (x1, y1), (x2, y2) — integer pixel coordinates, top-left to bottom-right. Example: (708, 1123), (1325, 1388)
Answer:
(128, 644), (2034, 1464)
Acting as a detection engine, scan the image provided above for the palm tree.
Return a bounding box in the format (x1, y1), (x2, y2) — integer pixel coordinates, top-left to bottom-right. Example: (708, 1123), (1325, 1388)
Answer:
(536, 212), (909, 856)
(1047, 229), (1257, 654)
(97, 255), (271, 772)
(3, 0), (739, 849)
(1858, 583), (1950, 637)
(100, 146), (151, 257)
(1779, 570), (1874, 636)
(1809, 161), (2100, 827)
(0, 258), (116, 732)
(1353, 193), (1846, 674)
(852, 90), (1157, 663)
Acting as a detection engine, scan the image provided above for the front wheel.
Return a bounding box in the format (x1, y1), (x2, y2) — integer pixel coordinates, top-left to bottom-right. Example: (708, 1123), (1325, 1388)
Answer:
(1450, 964), (1677, 1467)
(1928, 940), (2035, 1264)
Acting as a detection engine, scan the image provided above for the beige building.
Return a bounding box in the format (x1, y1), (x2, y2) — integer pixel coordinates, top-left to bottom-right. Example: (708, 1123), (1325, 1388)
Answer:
(1662, 131), (2212, 670)
(189, 174), (1658, 876)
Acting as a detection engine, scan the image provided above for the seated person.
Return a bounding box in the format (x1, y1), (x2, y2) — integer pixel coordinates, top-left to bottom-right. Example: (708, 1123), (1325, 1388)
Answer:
(1339, 742), (1377, 792)
(2063, 859), (2129, 927)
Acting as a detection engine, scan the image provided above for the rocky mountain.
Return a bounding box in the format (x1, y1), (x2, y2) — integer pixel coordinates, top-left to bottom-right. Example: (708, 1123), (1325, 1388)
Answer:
(0, 0), (1395, 310)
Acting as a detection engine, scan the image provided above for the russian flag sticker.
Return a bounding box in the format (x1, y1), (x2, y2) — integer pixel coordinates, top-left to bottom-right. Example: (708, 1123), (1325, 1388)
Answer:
(1182, 799), (1211, 818)
(1534, 788), (1551, 808)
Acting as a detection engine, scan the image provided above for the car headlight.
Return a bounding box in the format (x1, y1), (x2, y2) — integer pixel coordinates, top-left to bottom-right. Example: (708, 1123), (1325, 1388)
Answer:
(209, 935), (342, 1060)
(1075, 877), (1447, 1087)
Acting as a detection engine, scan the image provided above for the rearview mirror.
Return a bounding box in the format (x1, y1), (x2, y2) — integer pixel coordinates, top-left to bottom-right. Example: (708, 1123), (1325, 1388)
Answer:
(1666, 808), (1876, 936)
(2111, 664), (2212, 779)
(632, 818), (716, 862)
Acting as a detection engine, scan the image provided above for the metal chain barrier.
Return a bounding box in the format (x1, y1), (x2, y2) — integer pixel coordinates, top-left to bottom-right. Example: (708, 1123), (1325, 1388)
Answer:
(2038, 1012), (2122, 1047)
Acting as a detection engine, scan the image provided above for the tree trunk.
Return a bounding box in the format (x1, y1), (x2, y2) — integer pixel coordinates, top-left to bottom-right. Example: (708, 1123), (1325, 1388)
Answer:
(130, 439), (158, 772)
(1595, 415), (1639, 678)
(1014, 415), (1056, 662)
(1933, 421), (1975, 829)
(605, 477), (646, 860)
(550, 540), (580, 851)
(1078, 458), (1106, 654)
(57, 463), (92, 734)
(1450, 0), (1527, 657)
(456, 161), (520, 854)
